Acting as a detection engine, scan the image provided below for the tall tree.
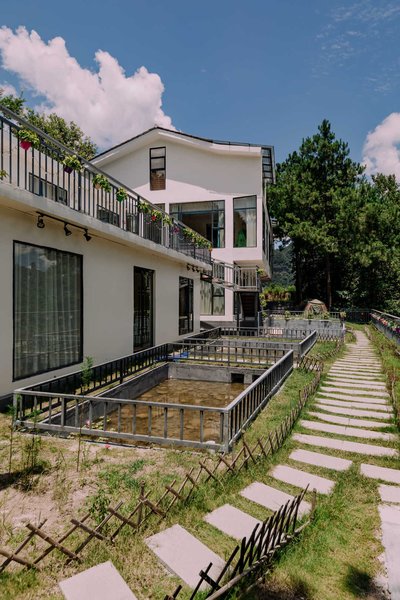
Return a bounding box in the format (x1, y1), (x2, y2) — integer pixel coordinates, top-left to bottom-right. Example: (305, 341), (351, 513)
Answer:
(268, 120), (364, 307)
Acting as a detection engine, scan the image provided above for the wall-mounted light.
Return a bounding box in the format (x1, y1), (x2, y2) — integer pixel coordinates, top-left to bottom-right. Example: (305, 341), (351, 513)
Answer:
(64, 223), (72, 237)
(83, 229), (92, 242)
(36, 214), (45, 229)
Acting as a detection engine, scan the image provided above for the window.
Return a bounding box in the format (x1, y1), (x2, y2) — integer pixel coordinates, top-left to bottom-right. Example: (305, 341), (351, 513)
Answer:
(179, 277), (193, 335)
(170, 201), (225, 248)
(13, 242), (82, 380)
(150, 147), (166, 190)
(29, 173), (68, 205)
(233, 195), (257, 247)
(134, 267), (154, 351)
(201, 280), (225, 315)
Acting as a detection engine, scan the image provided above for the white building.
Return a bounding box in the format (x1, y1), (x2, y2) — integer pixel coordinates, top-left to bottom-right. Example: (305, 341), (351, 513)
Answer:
(94, 127), (274, 327)
(0, 111), (211, 403)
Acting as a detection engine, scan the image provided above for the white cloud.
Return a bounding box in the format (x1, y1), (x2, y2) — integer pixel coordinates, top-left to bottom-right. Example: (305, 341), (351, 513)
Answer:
(363, 113), (400, 179)
(0, 26), (174, 149)
(0, 81), (17, 96)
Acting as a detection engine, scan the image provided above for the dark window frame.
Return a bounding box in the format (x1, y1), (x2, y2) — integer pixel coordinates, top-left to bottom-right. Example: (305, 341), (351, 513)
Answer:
(233, 195), (257, 248)
(170, 200), (225, 248)
(13, 240), (83, 381)
(179, 277), (194, 335)
(149, 146), (166, 191)
(201, 280), (225, 316)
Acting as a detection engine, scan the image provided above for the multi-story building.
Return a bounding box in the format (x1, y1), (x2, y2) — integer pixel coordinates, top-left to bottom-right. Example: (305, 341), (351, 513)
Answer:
(94, 127), (275, 327)
(0, 109), (211, 403)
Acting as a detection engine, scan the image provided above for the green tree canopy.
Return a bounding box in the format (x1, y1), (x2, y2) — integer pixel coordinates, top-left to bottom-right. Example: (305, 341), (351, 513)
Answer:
(268, 119), (364, 307)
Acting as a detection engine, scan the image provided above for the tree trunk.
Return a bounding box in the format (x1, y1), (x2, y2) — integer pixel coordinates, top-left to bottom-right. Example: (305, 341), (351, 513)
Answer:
(326, 254), (332, 309)
(295, 247), (302, 305)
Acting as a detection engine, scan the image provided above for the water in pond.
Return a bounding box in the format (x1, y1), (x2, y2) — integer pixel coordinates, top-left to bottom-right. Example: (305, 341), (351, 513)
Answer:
(105, 379), (246, 445)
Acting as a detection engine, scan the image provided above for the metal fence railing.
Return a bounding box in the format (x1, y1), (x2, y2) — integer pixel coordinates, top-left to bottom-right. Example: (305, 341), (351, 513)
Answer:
(0, 106), (211, 265)
(371, 310), (400, 346)
(14, 347), (294, 452)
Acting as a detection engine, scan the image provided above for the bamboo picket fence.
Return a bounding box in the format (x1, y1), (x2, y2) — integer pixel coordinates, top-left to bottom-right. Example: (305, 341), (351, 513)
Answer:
(165, 487), (316, 600)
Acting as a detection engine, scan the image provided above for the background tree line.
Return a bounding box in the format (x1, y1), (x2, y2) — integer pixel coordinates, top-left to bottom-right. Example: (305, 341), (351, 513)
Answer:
(268, 120), (400, 314)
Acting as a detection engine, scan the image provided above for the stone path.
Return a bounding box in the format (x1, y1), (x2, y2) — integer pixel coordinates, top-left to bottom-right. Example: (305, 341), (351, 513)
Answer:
(143, 330), (399, 597)
(59, 561), (138, 600)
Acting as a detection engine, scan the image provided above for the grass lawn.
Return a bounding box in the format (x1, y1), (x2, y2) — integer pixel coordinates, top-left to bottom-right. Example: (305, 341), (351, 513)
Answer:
(4, 336), (391, 600)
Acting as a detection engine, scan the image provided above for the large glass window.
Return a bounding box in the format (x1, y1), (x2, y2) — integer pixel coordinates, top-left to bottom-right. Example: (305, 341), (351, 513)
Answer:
(233, 195), (257, 247)
(150, 147), (166, 190)
(13, 242), (82, 380)
(179, 277), (193, 335)
(201, 280), (225, 316)
(170, 201), (225, 248)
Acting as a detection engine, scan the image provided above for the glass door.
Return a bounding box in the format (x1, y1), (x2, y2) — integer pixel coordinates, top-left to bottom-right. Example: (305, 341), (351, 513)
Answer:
(134, 267), (154, 351)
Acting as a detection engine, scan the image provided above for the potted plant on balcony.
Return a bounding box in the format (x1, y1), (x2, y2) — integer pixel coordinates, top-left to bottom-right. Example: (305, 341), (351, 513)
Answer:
(93, 173), (111, 193)
(18, 128), (40, 151)
(150, 209), (163, 222)
(116, 187), (128, 202)
(62, 154), (82, 174)
(162, 214), (173, 227)
(0, 169), (7, 180)
(137, 199), (151, 214)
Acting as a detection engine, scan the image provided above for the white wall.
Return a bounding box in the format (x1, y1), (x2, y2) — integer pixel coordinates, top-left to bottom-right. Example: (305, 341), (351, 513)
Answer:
(0, 204), (201, 398)
(97, 134), (270, 321)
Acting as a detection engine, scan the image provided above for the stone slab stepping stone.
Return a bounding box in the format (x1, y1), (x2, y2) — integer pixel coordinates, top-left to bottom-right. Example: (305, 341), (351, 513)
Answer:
(204, 504), (261, 540)
(320, 386), (389, 398)
(328, 372), (384, 381)
(360, 463), (400, 484)
(330, 364), (382, 371)
(316, 397), (393, 413)
(271, 464), (334, 495)
(334, 358), (381, 364)
(379, 485), (400, 503)
(326, 378), (386, 389)
(59, 561), (138, 600)
(318, 392), (389, 405)
(293, 433), (398, 457)
(146, 524), (224, 589)
(299, 419), (396, 441)
(378, 504), (400, 599)
(315, 402), (393, 420)
(308, 411), (391, 429)
(240, 481), (311, 517)
(289, 448), (352, 471)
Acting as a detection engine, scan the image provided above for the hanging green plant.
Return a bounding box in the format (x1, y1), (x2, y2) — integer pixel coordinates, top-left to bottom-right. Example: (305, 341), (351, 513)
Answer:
(18, 128), (40, 150)
(162, 214), (174, 227)
(116, 187), (128, 202)
(93, 173), (111, 193)
(0, 169), (7, 180)
(138, 199), (151, 214)
(62, 154), (82, 174)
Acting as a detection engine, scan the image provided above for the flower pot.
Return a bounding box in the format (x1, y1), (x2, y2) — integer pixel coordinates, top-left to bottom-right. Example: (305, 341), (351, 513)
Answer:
(64, 166), (73, 174)
(20, 140), (32, 151)
(94, 183), (101, 190)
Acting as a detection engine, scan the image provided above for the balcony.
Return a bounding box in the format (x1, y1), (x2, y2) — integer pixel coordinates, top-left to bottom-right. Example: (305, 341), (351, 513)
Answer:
(201, 260), (261, 291)
(0, 106), (212, 265)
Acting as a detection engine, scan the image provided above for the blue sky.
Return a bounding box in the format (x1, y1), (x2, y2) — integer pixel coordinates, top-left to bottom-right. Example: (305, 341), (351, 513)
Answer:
(1, 0), (399, 172)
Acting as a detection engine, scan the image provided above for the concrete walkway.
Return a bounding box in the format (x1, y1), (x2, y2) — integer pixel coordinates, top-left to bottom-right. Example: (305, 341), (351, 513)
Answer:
(144, 330), (399, 597)
(294, 330), (399, 599)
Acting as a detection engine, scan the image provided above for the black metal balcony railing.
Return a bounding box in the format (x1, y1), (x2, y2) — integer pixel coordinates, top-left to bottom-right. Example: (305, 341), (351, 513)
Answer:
(0, 106), (211, 264)
(201, 260), (261, 291)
